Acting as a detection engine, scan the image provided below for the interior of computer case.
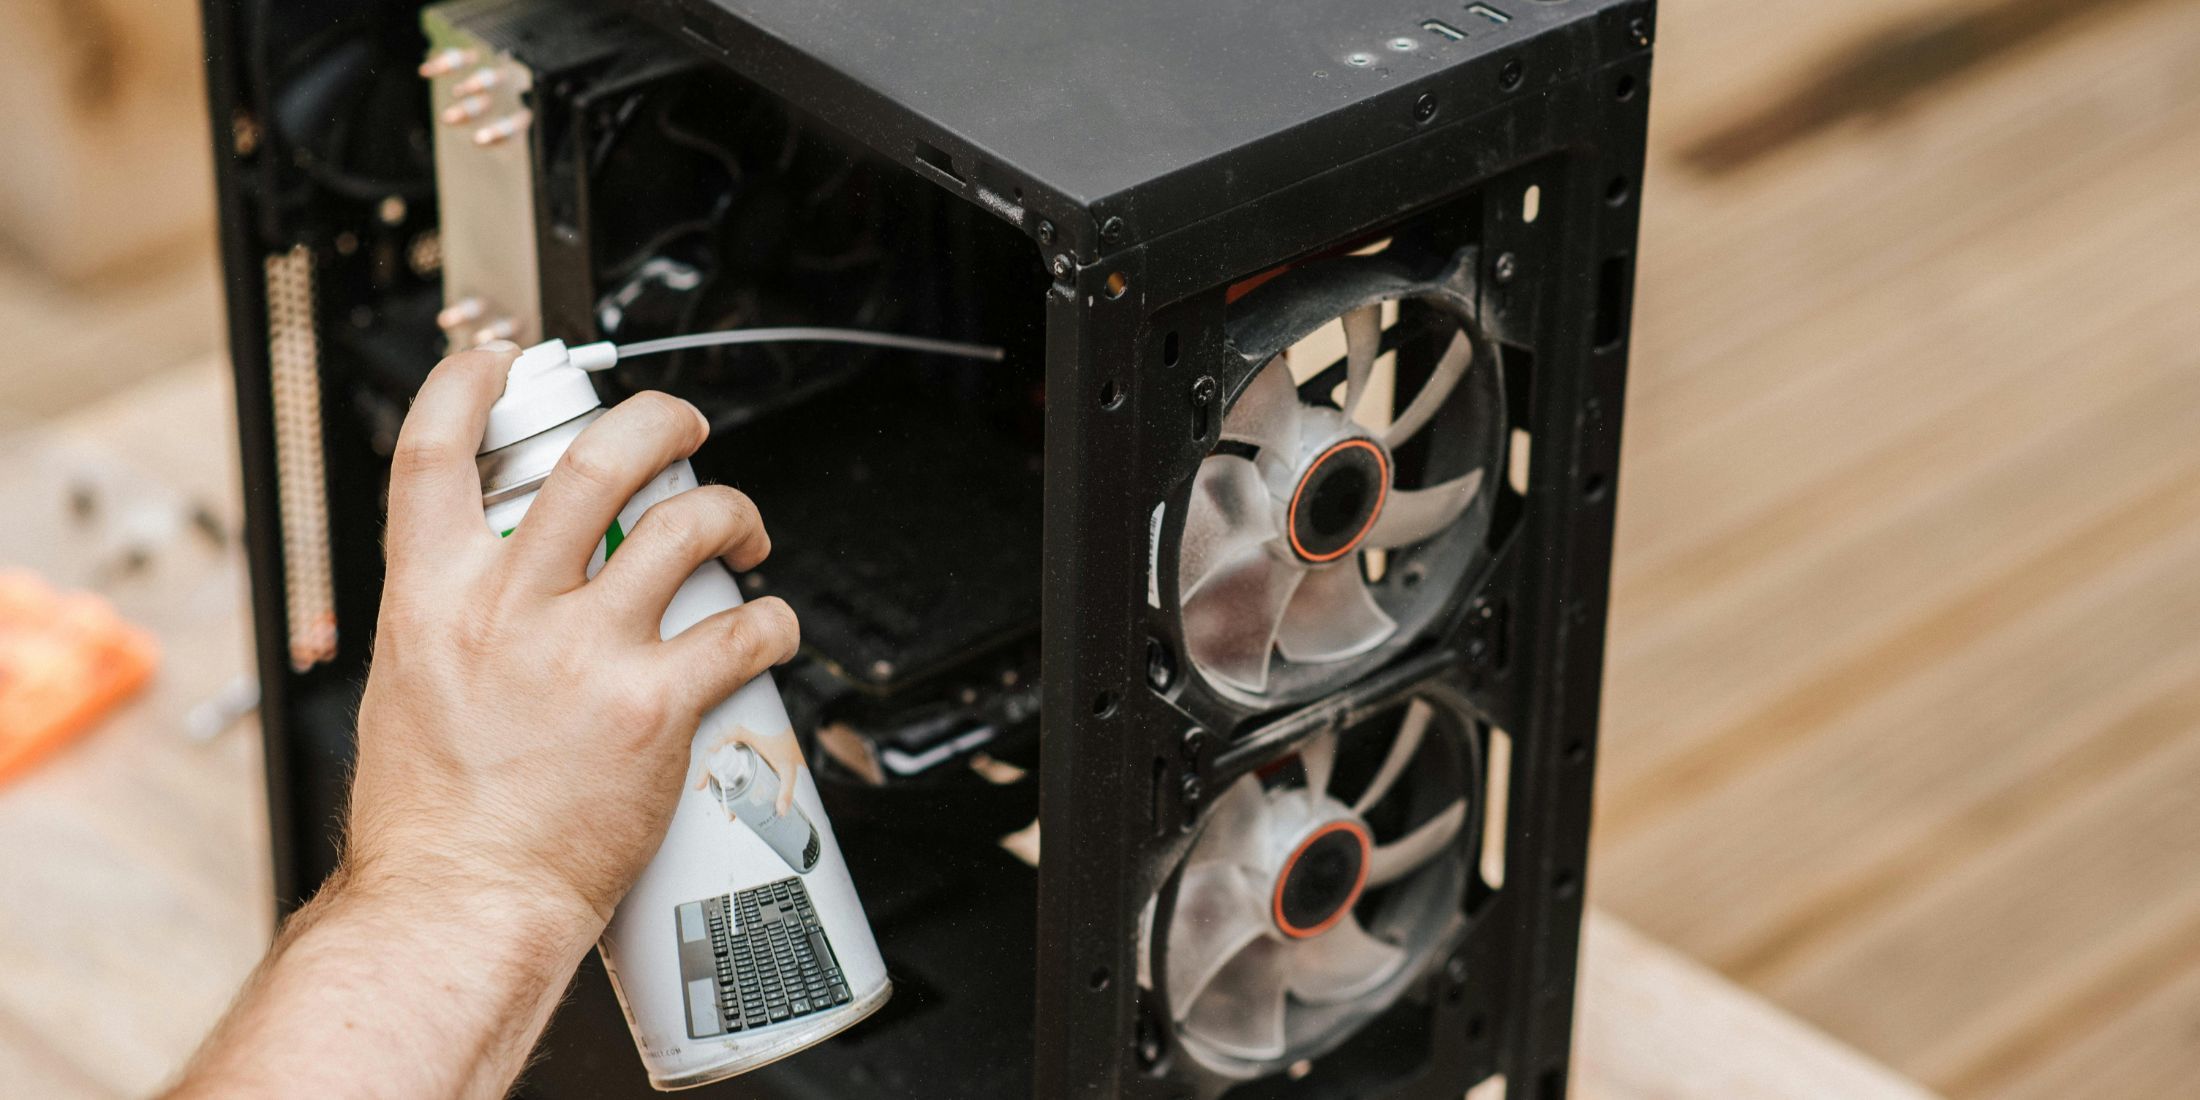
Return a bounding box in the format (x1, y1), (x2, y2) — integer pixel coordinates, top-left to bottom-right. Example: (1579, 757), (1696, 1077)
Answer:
(200, 1), (1653, 1096)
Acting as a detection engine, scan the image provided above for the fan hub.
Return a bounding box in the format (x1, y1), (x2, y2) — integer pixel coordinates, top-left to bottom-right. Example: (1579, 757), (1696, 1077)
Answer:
(1272, 819), (1372, 939)
(1284, 436), (1390, 563)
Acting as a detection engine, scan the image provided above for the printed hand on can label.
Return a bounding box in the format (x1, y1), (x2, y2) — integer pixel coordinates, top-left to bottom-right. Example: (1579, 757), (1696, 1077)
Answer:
(697, 728), (821, 874)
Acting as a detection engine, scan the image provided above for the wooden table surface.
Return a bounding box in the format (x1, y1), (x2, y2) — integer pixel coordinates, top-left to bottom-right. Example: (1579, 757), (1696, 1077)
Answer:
(0, 365), (1935, 1098)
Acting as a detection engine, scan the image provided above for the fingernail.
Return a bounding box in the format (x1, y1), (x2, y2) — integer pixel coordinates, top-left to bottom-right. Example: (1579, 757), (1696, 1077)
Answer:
(472, 339), (520, 353)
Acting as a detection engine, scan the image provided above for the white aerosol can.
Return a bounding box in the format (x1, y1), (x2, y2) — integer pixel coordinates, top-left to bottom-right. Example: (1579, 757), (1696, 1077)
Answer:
(474, 340), (889, 1090)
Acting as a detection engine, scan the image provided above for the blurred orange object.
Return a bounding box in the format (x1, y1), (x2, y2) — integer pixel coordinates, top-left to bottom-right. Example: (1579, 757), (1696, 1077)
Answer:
(0, 570), (160, 786)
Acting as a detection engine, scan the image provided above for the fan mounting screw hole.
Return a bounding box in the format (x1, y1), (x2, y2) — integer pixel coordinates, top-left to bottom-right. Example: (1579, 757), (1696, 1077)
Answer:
(1616, 73), (1639, 100)
(1607, 176), (1633, 206)
(1092, 691), (1120, 718)
(1413, 92), (1438, 122)
(1100, 378), (1124, 410)
(1089, 967), (1112, 991)
(1583, 472), (1609, 501)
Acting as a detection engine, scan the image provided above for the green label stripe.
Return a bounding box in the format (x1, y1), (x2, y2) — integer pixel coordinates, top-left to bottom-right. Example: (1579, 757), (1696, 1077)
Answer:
(497, 518), (625, 559)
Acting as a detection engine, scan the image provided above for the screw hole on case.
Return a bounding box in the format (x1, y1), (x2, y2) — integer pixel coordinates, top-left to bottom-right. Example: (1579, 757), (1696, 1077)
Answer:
(1616, 73), (1638, 100)
(1100, 378), (1124, 410)
(1606, 175), (1632, 206)
(1105, 270), (1130, 298)
(1583, 473), (1608, 501)
(1162, 330), (1181, 367)
(1090, 967), (1112, 991)
(1093, 691), (1120, 718)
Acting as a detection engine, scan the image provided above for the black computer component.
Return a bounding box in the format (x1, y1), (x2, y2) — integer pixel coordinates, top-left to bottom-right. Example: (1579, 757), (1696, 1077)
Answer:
(200, 0), (1653, 1096)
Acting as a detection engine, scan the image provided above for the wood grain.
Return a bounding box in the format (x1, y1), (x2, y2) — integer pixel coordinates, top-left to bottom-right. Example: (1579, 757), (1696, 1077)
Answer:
(1594, 0), (2200, 1096)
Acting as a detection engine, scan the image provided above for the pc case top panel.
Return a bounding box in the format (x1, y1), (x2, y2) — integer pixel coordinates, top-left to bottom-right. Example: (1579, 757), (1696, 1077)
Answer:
(632, 0), (1649, 246)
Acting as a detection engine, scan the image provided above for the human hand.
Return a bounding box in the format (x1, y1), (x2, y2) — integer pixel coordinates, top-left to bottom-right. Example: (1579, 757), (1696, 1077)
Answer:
(695, 726), (806, 815)
(346, 342), (800, 934)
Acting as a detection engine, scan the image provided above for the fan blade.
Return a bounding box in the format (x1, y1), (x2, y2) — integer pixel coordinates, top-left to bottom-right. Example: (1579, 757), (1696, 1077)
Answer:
(1341, 305), (1382, 418)
(1299, 732), (1337, 799)
(1383, 331), (1474, 449)
(1167, 862), (1274, 1013)
(1180, 456), (1279, 601)
(1275, 561), (1396, 664)
(1220, 358), (1304, 456)
(1184, 937), (1291, 1062)
(1191, 776), (1274, 872)
(1366, 469), (1484, 550)
(1287, 914), (1405, 1005)
(1352, 698), (1432, 815)
(1183, 546), (1307, 694)
(1366, 798), (1468, 886)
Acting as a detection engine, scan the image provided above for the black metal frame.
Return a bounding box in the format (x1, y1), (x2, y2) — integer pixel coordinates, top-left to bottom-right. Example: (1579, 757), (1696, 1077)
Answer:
(200, 0), (1652, 1095)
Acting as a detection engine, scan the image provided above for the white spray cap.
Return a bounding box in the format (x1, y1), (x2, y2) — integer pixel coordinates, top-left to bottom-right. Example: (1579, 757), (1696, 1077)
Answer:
(478, 339), (620, 453)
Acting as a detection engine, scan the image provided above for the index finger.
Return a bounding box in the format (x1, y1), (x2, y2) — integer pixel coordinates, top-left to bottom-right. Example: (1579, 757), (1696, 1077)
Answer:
(386, 342), (521, 554)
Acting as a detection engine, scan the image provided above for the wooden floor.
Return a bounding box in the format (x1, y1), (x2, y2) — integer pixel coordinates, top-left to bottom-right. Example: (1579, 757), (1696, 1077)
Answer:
(4, 0), (2199, 1096)
(1595, 0), (2200, 1095)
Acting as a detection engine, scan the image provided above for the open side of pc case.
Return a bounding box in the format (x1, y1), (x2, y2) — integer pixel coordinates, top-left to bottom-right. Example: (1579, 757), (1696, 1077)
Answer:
(199, 1), (1653, 1096)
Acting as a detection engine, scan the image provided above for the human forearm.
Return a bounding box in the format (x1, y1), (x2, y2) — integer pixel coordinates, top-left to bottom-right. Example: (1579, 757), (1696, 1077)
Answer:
(165, 863), (600, 1100)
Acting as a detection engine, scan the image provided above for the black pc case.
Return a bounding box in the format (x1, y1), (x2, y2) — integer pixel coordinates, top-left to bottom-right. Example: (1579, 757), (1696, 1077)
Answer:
(200, 1), (1652, 1097)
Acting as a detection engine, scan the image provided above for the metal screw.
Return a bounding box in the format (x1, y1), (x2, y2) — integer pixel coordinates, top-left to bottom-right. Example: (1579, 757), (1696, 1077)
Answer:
(1414, 93), (1439, 122)
(1191, 375), (1219, 406)
(1180, 774), (1205, 819)
(1493, 252), (1519, 284)
(1630, 16), (1653, 46)
(870, 659), (896, 681)
(1499, 59), (1525, 90)
(1051, 254), (1075, 280)
(1036, 219), (1056, 246)
(1181, 727), (1207, 759)
(1100, 216), (1126, 245)
(377, 196), (407, 226)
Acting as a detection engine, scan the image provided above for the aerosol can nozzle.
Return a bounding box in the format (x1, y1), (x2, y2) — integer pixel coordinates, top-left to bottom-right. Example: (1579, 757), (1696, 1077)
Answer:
(478, 339), (620, 453)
